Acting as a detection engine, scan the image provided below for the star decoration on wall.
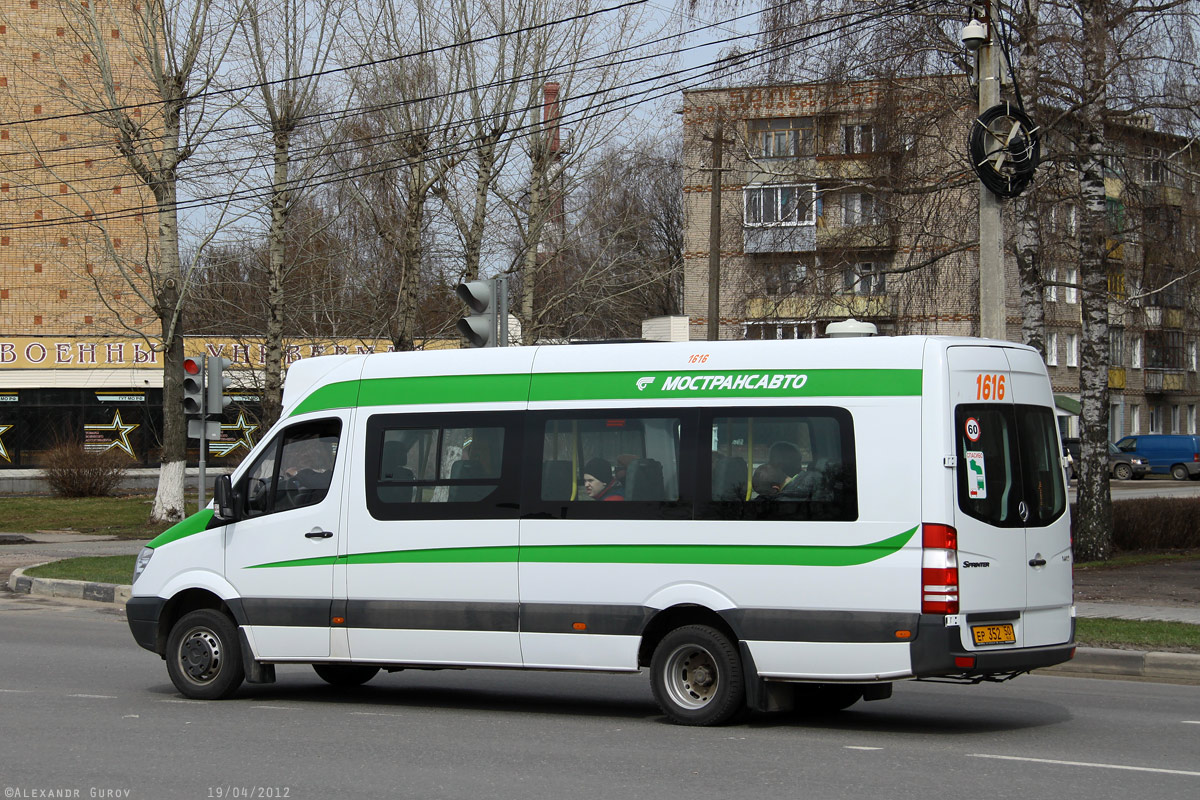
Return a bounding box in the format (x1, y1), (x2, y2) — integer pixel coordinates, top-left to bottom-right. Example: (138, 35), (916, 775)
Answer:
(84, 411), (139, 458)
(209, 412), (259, 458)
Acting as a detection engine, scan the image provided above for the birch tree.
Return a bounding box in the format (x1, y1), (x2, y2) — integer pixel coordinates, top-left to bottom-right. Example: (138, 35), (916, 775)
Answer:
(238, 0), (346, 427)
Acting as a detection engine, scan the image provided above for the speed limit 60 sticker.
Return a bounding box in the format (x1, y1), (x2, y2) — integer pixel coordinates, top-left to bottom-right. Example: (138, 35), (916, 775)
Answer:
(965, 417), (982, 442)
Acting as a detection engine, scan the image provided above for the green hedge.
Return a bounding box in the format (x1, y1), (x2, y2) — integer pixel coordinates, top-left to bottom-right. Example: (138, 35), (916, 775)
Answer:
(1071, 498), (1200, 551)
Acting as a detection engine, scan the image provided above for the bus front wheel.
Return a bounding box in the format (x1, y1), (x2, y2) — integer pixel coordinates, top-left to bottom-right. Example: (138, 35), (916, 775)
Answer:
(165, 609), (245, 700)
(650, 624), (745, 726)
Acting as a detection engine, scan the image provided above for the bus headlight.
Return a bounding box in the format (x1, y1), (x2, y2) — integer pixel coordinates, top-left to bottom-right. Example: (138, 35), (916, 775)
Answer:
(132, 547), (154, 585)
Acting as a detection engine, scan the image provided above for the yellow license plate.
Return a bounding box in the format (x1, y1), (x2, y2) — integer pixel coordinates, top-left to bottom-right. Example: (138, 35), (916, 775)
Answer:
(972, 624), (1016, 645)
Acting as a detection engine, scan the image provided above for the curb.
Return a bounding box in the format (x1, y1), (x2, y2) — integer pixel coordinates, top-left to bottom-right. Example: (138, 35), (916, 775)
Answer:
(7, 564), (131, 605)
(6, 566), (1198, 684)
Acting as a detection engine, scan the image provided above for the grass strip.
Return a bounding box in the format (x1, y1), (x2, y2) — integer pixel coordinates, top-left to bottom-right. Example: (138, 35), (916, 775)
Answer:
(24, 555), (138, 586)
(1076, 550), (1200, 569)
(1075, 617), (1200, 653)
(1, 495), (170, 539)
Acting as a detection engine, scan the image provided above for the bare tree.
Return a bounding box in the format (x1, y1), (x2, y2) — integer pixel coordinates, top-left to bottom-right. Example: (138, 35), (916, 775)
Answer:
(237, 0), (346, 427)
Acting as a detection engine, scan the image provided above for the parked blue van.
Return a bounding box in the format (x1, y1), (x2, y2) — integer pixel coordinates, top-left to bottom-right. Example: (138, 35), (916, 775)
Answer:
(1113, 434), (1200, 480)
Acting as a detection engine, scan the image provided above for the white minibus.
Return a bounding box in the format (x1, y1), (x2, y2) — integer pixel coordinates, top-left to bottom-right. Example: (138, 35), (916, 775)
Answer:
(128, 336), (1075, 725)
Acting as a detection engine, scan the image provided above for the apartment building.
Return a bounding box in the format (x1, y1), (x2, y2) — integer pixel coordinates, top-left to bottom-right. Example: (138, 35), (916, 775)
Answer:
(680, 79), (1200, 443)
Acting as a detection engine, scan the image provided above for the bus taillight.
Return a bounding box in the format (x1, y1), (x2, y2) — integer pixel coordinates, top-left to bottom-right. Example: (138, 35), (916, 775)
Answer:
(921, 523), (959, 614)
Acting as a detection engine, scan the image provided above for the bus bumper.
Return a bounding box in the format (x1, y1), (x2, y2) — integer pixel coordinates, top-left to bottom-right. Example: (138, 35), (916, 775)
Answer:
(909, 614), (1076, 678)
(126, 596), (166, 655)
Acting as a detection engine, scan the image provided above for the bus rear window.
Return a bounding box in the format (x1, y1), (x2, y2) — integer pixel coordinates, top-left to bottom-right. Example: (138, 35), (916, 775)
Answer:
(955, 404), (1065, 528)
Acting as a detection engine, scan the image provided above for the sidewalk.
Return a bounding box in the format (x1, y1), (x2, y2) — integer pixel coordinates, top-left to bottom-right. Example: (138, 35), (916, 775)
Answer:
(3, 533), (1198, 684)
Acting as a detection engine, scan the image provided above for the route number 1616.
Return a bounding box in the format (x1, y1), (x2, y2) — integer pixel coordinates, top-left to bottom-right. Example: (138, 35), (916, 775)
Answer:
(976, 373), (1006, 400)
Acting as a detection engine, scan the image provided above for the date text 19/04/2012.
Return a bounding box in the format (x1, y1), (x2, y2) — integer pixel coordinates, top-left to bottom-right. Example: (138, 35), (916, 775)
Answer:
(208, 790), (291, 799)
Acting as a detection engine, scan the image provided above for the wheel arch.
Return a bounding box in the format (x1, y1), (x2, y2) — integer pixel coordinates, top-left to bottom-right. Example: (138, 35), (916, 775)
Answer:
(156, 588), (239, 657)
(637, 604), (741, 668)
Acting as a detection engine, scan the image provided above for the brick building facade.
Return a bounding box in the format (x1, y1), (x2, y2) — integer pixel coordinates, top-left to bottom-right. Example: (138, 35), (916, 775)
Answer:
(680, 78), (1200, 444)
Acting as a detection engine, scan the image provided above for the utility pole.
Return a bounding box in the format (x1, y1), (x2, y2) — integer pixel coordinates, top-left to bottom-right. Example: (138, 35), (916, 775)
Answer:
(976, 0), (1006, 341)
(704, 115), (729, 342)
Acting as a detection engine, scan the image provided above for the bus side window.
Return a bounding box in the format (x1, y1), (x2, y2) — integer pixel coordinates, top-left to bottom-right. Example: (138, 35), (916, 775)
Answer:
(706, 410), (856, 522)
(365, 413), (520, 520)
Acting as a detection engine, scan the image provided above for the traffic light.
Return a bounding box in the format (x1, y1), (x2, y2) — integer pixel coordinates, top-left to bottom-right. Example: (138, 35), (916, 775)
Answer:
(182, 356), (205, 416)
(456, 278), (497, 348)
(456, 277), (507, 348)
(206, 356), (234, 416)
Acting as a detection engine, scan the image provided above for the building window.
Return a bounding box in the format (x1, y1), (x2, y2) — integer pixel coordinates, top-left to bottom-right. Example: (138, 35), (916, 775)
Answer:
(1044, 266), (1057, 303)
(1066, 333), (1079, 367)
(1146, 330), (1184, 369)
(843, 261), (885, 295)
(1065, 268), (1078, 304)
(1144, 146), (1165, 184)
(1109, 327), (1125, 366)
(1131, 404), (1141, 434)
(1189, 341), (1197, 372)
(1046, 332), (1058, 366)
(842, 192), (881, 226)
(1189, 405), (1196, 434)
(1132, 336), (1143, 368)
(843, 124), (874, 155)
(748, 117), (814, 158)
(744, 184), (816, 226)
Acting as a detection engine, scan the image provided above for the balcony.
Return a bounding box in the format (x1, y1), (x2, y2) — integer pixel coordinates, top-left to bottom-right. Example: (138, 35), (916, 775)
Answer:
(743, 224), (816, 254)
(1144, 368), (1187, 393)
(745, 293), (895, 321)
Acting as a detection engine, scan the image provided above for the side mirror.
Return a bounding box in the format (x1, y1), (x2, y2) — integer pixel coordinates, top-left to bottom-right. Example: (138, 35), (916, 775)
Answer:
(213, 474), (237, 522)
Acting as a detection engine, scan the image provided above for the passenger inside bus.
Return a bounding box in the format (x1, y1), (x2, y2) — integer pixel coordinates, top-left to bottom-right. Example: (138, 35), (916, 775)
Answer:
(582, 457), (625, 501)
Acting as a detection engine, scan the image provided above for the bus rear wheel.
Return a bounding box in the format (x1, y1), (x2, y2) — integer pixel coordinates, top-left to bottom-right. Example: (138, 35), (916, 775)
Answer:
(650, 625), (745, 726)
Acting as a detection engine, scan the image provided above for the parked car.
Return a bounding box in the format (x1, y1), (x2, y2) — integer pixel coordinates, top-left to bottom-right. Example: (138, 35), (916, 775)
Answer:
(1062, 438), (1149, 480)
(1113, 434), (1200, 480)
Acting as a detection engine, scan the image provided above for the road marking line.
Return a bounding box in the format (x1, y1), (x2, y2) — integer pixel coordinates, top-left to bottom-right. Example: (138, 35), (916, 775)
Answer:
(1183, 721), (1200, 725)
(250, 705), (303, 711)
(68, 694), (116, 699)
(0, 689), (32, 693)
(844, 746), (883, 751)
(968, 754), (1200, 777)
(349, 711), (406, 718)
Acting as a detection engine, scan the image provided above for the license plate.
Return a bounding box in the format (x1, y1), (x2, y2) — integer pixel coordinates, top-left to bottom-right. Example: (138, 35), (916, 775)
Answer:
(972, 624), (1016, 645)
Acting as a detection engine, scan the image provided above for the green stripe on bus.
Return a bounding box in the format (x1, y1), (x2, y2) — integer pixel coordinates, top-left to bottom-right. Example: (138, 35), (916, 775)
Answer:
(147, 509), (215, 549)
(291, 374), (532, 416)
(290, 368), (921, 415)
(247, 526), (917, 570)
(530, 369), (922, 401)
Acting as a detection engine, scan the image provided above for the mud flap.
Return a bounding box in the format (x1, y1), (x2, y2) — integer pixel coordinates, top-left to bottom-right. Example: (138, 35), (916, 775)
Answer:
(238, 628), (276, 685)
(739, 641), (795, 713)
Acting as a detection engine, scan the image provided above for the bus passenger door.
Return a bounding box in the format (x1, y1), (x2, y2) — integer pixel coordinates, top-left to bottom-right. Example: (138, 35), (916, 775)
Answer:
(344, 412), (523, 667)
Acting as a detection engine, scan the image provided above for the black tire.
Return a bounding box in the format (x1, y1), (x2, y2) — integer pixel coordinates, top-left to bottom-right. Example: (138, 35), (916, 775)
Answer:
(793, 683), (864, 714)
(313, 664), (380, 687)
(1171, 464), (1189, 481)
(649, 624), (745, 726)
(1112, 463), (1133, 481)
(165, 609), (245, 700)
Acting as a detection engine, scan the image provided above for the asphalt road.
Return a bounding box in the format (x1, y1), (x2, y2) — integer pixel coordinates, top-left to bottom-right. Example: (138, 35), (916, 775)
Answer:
(1, 592), (1197, 800)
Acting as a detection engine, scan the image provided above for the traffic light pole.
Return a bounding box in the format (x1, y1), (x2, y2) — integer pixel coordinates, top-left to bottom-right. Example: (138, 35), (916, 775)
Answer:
(198, 355), (207, 514)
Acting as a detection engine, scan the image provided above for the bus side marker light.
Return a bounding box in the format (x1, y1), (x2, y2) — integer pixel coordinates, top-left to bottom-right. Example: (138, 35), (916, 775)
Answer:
(573, 622), (587, 631)
(332, 617), (345, 625)
(894, 630), (912, 639)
